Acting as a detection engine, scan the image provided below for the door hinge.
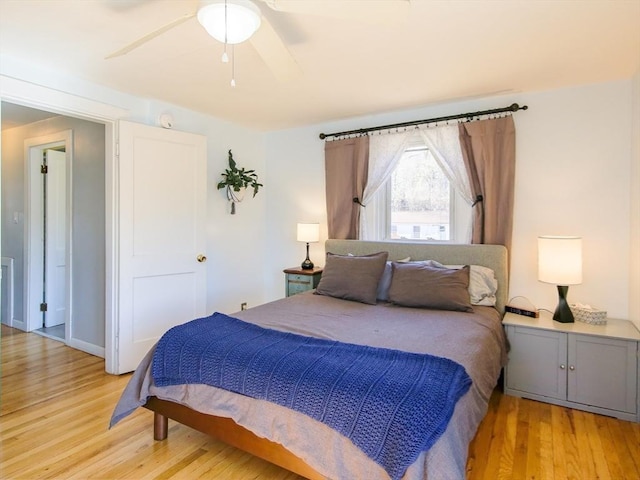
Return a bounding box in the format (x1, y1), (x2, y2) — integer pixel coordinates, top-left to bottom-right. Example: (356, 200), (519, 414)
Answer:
(41, 164), (48, 174)
(40, 302), (48, 312)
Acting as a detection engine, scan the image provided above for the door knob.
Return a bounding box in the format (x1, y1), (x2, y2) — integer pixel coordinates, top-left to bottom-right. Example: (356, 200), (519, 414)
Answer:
(197, 254), (207, 263)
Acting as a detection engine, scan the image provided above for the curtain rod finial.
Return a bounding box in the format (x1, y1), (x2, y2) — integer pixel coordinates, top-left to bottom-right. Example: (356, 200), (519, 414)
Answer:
(509, 103), (528, 112)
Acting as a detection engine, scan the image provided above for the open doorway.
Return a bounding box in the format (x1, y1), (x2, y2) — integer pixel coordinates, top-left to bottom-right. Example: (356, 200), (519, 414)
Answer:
(1, 101), (107, 356)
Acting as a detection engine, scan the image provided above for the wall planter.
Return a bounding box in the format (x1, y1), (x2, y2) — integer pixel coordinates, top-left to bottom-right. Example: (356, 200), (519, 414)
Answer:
(217, 150), (262, 214)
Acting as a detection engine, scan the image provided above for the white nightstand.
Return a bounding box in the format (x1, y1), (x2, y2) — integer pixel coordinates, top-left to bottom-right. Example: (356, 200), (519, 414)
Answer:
(503, 312), (640, 422)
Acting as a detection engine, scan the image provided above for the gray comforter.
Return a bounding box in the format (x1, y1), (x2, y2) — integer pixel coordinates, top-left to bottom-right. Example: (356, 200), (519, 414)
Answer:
(111, 292), (507, 480)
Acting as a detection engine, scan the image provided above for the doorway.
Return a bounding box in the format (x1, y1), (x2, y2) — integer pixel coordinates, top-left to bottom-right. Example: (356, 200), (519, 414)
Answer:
(1, 100), (109, 357)
(26, 137), (71, 342)
(23, 132), (71, 342)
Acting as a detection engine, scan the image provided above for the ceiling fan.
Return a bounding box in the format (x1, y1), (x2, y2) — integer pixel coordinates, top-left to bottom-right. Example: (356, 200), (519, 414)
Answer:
(105, 0), (409, 82)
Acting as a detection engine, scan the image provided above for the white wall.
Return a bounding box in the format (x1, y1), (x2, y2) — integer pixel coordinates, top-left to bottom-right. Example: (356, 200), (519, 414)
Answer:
(265, 80), (635, 321)
(630, 71), (640, 330)
(511, 81), (631, 320)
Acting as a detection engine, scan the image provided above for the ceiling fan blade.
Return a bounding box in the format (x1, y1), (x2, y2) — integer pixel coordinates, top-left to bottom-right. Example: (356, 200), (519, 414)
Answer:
(250, 17), (302, 82)
(259, 0), (410, 26)
(105, 12), (196, 59)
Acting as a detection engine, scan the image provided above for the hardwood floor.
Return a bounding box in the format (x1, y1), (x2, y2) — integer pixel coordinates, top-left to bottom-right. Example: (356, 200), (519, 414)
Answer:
(1, 325), (639, 479)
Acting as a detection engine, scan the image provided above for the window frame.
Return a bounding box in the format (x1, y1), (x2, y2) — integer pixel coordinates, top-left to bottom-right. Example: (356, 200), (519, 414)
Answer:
(363, 141), (472, 243)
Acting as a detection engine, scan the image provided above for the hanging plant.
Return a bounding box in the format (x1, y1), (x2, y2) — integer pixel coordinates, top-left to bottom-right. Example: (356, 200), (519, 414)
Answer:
(217, 150), (262, 214)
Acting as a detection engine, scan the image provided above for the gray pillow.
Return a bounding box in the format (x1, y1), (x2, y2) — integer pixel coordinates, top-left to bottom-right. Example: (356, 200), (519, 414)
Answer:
(315, 251), (389, 304)
(388, 262), (473, 312)
(424, 260), (498, 306)
(377, 257), (411, 301)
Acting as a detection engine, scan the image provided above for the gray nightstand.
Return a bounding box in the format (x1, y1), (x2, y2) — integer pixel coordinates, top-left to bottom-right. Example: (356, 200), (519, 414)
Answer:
(283, 267), (323, 297)
(503, 312), (640, 422)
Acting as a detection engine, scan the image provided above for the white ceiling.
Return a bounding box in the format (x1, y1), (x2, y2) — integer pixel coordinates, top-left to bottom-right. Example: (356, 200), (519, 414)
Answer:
(1, 0), (638, 131)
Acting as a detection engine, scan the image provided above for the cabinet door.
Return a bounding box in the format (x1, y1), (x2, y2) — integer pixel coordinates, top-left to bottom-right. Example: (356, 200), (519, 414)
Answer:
(568, 335), (637, 414)
(505, 326), (567, 400)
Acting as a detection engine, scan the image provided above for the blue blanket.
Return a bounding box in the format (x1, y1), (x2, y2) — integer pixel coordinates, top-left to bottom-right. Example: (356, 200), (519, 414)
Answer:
(152, 313), (471, 480)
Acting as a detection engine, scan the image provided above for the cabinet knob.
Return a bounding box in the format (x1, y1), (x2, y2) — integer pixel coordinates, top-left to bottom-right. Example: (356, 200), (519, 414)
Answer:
(569, 365), (575, 371)
(197, 254), (207, 263)
(560, 364), (566, 370)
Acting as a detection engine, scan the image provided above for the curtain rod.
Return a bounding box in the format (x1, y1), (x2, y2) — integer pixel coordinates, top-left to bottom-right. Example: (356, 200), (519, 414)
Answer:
(318, 102), (528, 140)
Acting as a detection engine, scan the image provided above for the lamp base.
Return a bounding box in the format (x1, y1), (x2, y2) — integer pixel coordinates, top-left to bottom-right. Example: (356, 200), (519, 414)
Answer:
(301, 242), (314, 269)
(553, 285), (574, 323)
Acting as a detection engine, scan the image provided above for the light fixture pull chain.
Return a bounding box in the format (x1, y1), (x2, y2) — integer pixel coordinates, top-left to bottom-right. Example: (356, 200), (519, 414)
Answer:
(231, 44), (236, 87)
(221, 0), (229, 63)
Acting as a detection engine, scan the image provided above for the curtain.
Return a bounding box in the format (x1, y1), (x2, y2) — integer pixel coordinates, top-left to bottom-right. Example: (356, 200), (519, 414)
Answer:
(358, 131), (413, 239)
(360, 125), (473, 241)
(418, 125), (473, 205)
(458, 116), (516, 251)
(324, 136), (369, 239)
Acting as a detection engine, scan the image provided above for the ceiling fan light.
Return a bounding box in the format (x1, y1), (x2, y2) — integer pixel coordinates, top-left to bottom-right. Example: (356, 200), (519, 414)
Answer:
(197, 0), (262, 45)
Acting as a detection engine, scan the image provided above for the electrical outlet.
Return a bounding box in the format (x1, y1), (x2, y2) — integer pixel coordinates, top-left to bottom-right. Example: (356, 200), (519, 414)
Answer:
(241, 302), (247, 311)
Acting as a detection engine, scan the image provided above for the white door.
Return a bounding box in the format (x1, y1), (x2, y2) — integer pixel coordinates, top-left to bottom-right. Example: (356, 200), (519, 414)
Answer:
(44, 149), (67, 328)
(24, 131), (72, 334)
(114, 121), (207, 374)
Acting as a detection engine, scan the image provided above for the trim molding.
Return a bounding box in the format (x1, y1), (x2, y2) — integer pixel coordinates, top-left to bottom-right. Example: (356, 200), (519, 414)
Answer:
(0, 74), (128, 120)
(1, 257), (15, 327)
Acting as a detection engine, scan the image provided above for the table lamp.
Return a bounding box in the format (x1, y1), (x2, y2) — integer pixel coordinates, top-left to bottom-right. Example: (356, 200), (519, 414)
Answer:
(538, 235), (582, 323)
(297, 223), (320, 270)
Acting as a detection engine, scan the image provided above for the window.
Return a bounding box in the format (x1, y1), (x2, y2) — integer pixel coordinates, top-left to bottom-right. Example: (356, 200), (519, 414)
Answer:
(363, 143), (472, 242)
(389, 148), (452, 241)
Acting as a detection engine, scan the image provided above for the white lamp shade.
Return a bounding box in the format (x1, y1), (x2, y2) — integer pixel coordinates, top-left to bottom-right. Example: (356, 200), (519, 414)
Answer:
(297, 223), (320, 243)
(538, 236), (583, 285)
(197, 0), (262, 45)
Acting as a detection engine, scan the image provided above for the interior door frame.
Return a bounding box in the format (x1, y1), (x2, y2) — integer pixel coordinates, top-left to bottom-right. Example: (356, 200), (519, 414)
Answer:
(24, 132), (72, 335)
(1, 74), (128, 368)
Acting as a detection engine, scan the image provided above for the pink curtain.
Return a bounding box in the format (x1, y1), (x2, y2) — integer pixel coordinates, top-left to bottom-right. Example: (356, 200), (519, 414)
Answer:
(459, 116), (516, 252)
(324, 137), (369, 239)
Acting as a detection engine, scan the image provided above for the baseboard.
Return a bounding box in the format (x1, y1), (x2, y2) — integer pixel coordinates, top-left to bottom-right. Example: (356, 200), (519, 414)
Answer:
(9, 318), (27, 331)
(67, 337), (105, 358)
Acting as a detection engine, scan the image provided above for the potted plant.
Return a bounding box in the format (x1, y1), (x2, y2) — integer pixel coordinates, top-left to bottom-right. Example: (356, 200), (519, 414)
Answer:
(217, 150), (262, 214)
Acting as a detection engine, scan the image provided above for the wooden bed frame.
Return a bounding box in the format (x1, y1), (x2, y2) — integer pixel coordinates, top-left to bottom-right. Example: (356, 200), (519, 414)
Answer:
(143, 240), (509, 480)
(145, 397), (326, 479)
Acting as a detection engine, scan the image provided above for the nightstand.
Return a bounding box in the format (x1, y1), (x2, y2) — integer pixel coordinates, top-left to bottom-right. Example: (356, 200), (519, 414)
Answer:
(283, 267), (323, 297)
(503, 311), (640, 422)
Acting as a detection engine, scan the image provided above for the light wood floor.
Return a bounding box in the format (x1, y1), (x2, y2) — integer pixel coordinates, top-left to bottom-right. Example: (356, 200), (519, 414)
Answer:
(1, 325), (639, 480)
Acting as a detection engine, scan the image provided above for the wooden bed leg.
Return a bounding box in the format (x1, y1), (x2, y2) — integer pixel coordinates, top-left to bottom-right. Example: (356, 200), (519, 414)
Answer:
(154, 412), (168, 440)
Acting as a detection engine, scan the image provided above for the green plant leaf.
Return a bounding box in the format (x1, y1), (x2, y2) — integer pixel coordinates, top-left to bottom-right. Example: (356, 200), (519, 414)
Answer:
(218, 149), (262, 200)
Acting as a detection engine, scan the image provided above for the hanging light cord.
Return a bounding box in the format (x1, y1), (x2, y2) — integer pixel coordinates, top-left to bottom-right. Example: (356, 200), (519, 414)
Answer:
(231, 44), (236, 87)
(221, 0), (229, 63)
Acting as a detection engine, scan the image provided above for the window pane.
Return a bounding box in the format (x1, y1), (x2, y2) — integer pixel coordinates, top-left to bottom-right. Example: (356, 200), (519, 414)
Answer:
(390, 150), (450, 240)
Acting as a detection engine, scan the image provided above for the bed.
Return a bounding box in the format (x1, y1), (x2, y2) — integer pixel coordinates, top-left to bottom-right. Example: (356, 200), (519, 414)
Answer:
(111, 239), (508, 480)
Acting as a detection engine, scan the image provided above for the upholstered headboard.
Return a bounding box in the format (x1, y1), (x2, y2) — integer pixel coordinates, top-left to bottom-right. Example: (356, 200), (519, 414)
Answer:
(325, 239), (509, 314)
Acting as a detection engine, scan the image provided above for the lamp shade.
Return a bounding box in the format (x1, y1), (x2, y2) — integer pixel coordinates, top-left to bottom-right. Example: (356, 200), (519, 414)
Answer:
(297, 223), (320, 243)
(197, 0), (262, 45)
(538, 236), (582, 285)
